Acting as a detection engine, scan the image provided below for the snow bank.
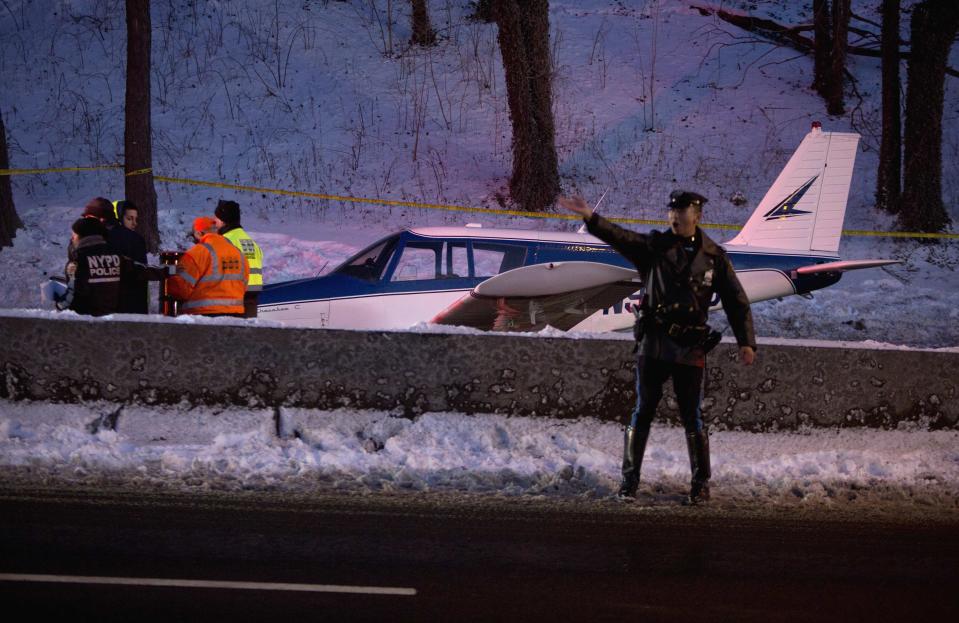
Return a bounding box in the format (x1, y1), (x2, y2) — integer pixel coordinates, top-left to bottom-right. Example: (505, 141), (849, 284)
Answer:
(1, 400), (956, 515)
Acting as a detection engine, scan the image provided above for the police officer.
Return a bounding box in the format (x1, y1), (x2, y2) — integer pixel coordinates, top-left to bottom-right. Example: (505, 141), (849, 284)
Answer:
(213, 200), (263, 318)
(57, 217), (159, 316)
(559, 191), (756, 505)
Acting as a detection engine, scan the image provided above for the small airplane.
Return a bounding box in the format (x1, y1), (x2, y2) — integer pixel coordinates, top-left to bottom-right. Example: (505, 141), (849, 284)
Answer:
(258, 123), (899, 332)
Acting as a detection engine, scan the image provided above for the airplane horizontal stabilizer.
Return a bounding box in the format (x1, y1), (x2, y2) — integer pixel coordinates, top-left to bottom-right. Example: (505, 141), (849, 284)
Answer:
(795, 259), (901, 275)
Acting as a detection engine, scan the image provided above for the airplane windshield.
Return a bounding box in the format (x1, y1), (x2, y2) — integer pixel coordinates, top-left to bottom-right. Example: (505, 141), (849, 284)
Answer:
(333, 235), (399, 281)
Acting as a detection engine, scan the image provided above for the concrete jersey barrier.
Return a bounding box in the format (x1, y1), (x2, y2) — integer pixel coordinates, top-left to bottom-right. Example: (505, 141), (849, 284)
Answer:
(0, 314), (955, 431)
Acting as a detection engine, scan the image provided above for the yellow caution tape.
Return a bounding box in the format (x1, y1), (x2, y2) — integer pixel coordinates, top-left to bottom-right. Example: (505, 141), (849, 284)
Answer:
(0, 165), (122, 176)
(841, 228), (959, 240)
(2, 164), (956, 240)
(153, 174), (957, 239)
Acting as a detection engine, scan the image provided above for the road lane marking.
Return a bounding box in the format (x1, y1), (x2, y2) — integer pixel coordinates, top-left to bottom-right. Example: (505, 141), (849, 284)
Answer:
(0, 573), (416, 596)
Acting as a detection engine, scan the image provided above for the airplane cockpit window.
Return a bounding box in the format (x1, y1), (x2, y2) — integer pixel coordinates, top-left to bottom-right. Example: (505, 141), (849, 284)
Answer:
(472, 243), (527, 277)
(390, 240), (470, 282)
(333, 235), (399, 281)
(392, 244), (438, 281)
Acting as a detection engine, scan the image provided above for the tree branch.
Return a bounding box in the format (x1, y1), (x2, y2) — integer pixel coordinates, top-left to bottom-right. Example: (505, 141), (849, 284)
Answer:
(692, 5), (958, 78)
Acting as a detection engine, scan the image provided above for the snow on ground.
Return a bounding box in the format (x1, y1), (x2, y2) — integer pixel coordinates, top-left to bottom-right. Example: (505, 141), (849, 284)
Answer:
(1, 400), (957, 517)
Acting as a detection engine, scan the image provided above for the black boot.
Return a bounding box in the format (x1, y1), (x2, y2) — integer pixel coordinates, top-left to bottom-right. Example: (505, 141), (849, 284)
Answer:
(683, 429), (711, 505)
(617, 425), (650, 500)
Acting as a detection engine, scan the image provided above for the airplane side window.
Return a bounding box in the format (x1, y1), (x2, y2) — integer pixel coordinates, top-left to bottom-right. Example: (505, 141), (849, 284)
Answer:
(442, 242), (469, 279)
(390, 243), (441, 282)
(472, 243), (527, 277)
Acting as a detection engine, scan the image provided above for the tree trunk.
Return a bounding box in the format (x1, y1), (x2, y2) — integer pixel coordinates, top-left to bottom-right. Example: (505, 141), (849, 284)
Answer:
(812, 0), (831, 96)
(410, 0), (436, 46)
(493, 0), (559, 212)
(0, 108), (23, 249)
(125, 0), (160, 252)
(826, 0), (849, 115)
(470, 0), (494, 23)
(875, 0), (901, 214)
(899, 0), (958, 233)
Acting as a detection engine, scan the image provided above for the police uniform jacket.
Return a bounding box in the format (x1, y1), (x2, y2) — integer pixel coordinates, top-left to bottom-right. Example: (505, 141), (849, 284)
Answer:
(59, 235), (137, 316)
(586, 213), (756, 367)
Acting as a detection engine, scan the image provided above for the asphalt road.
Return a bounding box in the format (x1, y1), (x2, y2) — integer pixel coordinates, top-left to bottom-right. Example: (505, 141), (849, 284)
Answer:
(0, 485), (956, 622)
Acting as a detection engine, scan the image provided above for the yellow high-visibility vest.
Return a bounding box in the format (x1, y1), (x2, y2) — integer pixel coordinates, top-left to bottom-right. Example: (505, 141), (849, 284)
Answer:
(222, 227), (264, 291)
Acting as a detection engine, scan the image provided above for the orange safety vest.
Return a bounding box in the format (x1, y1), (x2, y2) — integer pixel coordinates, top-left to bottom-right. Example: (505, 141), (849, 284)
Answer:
(167, 233), (249, 315)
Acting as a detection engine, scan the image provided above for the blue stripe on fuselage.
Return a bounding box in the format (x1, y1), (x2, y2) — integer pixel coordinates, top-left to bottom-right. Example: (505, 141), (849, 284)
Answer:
(261, 232), (843, 306)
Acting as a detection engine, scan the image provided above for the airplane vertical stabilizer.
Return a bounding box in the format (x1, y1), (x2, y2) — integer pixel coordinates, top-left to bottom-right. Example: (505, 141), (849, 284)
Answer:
(726, 125), (860, 255)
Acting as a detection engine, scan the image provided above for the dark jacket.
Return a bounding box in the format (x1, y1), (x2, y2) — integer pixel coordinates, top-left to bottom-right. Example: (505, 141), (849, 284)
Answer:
(58, 235), (132, 316)
(107, 223), (150, 313)
(586, 213), (756, 366)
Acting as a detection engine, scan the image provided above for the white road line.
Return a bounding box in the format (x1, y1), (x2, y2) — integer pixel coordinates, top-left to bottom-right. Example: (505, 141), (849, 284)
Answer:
(0, 573), (416, 596)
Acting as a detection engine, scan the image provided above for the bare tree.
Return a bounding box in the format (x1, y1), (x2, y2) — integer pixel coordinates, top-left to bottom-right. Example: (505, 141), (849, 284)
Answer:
(899, 0), (958, 233)
(470, 0), (494, 23)
(493, 0), (559, 212)
(410, 0), (436, 46)
(875, 0), (901, 214)
(0, 108), (23, 249)
(826, 0), (850, 115)
(812, 0), (831, 97)
(125, 0), (160, 252)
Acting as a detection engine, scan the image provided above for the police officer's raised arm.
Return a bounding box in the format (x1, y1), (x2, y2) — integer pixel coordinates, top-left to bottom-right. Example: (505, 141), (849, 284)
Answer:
(558, 195), (652, 268)
(557, 195), (594, 218)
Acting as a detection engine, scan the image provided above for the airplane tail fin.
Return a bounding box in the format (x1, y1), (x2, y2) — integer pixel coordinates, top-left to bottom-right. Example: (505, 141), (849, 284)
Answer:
(725, 123), (860, 255)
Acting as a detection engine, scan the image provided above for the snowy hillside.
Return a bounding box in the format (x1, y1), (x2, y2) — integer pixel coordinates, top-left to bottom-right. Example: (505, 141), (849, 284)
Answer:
(1, 0), (957, 345)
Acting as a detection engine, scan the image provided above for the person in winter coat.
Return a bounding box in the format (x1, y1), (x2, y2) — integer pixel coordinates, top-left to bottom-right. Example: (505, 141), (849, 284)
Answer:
(109, 199), (150, 314)
(57, 217), (149, 316)
(64, 197), (114, 276)
(559, 190), (756, 505)
(213, 200), (264, 318)
(67, 197), (152, 314)
(166, 216), (249, 317)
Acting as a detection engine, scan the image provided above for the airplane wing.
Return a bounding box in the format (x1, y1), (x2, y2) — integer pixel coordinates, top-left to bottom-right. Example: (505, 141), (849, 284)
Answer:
(795, 259), (901, 275)
(431, 262), (641, 332)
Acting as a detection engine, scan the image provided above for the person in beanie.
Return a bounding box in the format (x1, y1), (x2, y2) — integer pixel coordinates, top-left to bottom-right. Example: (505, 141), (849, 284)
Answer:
(559, 190), (756, 505)
(57, 217), (149, 316)
(213, 199), (263, 318)
(166, 216), (249, 317)
(64, 197), (116, 275)
(82, 196), (115, 221)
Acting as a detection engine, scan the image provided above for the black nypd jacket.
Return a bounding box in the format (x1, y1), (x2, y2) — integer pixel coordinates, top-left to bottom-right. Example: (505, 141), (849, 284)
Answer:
(59, 235), (146, 316)
(586, 213), (756, 366)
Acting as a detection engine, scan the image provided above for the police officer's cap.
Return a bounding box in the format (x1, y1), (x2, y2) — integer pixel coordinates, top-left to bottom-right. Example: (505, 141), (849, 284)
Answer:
(667, 190), (708, 211)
